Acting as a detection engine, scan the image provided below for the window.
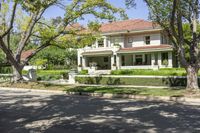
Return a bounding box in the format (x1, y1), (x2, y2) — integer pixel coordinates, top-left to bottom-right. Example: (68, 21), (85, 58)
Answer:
(114, 55), (117, 64)
(128, 37), (133, 43)
(122, 55), (125, 66)
(80, 57), (82, 65)
(161, 35), (168, 44)
(104, 57), (108, 62)
(98, 39), (104, 47)
(145, 36), (151, 45)
(111, 37), (121, 46)
(135, 55), (143, 65)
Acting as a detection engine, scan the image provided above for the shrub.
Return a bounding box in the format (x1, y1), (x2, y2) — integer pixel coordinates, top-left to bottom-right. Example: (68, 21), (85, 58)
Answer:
(33, 70), (68, 81)
(79, 70), (88, 75)
(162, 59), (168, 66)
(75, 76), (188, 87)
(62, 72), (69, 79)
(111, 69), (187, 76)
(0, 67), (12, 74)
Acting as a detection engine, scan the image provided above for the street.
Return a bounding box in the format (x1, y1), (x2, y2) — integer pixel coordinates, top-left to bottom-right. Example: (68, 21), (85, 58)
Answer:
(0, 89), (200, 133)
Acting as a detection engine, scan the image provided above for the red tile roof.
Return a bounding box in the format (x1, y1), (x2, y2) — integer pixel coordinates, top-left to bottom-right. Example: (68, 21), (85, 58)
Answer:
(100, 19), (159, 33)
(118, 44), (173, 53)
(21, 50), (34, 60)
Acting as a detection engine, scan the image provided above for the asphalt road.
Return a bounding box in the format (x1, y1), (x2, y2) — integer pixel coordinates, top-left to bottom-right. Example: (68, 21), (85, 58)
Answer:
(0, 89), (200, 133)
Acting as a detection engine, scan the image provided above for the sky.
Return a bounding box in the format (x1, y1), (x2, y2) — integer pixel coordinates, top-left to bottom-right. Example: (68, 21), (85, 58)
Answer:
(43, 0), (149, 25)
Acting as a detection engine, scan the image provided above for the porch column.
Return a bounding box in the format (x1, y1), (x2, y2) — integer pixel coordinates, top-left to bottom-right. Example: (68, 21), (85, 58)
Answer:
(82, 57), (86, 68)
(117, 54), (121, 69)
(133, 54), (135, 65)
(111, 55), (115, 70)
(142, 54), (145, 64)
(95, 40), (98, 48)
(104, 37), (107, 47)
(168, 52), (173, 67)
(151, 53), (155, 67)
(77, 53), (82, 71)
(158, 52), (162, 67)
(107, 37), (111, 47)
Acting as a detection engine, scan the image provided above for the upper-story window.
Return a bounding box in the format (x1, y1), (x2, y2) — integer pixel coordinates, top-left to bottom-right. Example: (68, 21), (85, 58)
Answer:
(128, 37), (133, 43)
(145, 36), (151, 45)
(111, 37), (121, 46)
(98, 39), (104, 47)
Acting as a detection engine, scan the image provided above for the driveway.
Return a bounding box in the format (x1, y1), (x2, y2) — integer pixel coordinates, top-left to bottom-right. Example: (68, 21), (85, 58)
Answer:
(0, 89), (200, 133)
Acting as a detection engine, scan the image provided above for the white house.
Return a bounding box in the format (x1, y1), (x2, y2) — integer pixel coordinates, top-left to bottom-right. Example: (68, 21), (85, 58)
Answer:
(77, 19), (177, 73)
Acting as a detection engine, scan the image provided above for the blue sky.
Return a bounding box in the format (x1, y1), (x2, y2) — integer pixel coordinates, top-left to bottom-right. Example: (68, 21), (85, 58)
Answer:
(43, 0), (149, 25)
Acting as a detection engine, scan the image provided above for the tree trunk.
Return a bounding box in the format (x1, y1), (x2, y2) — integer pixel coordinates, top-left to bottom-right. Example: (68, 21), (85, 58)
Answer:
(186, 66), (199, 91)
(12, 66), (23, 83)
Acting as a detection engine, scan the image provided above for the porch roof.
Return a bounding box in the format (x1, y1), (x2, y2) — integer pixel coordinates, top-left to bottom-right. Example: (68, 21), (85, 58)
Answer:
(82, 50), (113, 56)
(117, 44), (173, 54)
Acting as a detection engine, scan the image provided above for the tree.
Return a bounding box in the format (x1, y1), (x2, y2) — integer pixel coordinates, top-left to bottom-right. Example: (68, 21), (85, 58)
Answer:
(142, 0), (200, 91)
(0, 0), (126, 82)
(31, 46), (77, 70)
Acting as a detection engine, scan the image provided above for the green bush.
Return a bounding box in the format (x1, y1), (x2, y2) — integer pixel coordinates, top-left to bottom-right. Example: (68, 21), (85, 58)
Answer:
(37, 75), (61, 81)
(79, 70), (88, 75)
(111, 69), (187, 76)
(23, 70), (69, 81)
(0, 67), (12, 74)
(75, 76), (189, 87)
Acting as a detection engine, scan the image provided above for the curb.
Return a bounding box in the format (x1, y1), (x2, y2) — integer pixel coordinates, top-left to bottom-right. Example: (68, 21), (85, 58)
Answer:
(66, 92), (200, 105)
(1, 87), (200, 105)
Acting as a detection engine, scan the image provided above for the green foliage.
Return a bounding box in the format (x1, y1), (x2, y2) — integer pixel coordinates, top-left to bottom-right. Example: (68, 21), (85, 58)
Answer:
(31, 46), (77, 69)
(23, 69), (69, 81)
(75, 76), (189, 87)
(79, 69), (88, 75)
(0, 50), (5, 63)
(1, 0), (127, 78)
(66, 86), (184, 96)
(144, 0), (200, 67)
(111, 68), (187, 76)
(0, 67), (12, 74)
(34, 59), (47, 66)
(162, 59), (168, 66)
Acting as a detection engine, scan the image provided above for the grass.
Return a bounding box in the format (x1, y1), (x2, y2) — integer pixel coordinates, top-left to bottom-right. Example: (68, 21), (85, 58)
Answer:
(0, 82), (187, 97)
(0, 82), (72, 91)
(111, 68), (187, 76)
(65, 86), (185, 97)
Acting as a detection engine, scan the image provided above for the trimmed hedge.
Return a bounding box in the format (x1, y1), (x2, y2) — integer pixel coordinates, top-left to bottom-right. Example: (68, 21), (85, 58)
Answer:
(111, 68), (187, 76)
(75, 76), (191, 87)
(22, 70), (69, 81)
(0, 67), (12, 74)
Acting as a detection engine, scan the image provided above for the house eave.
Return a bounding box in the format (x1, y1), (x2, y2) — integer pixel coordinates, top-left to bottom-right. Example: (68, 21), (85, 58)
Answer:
(117, 48), (173, 54)
(101, 28), (162, 36)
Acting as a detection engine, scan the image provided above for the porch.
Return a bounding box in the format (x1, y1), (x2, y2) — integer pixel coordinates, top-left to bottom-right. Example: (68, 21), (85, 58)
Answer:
(117, 52), (173, 70)
(84, 56), (112, 70)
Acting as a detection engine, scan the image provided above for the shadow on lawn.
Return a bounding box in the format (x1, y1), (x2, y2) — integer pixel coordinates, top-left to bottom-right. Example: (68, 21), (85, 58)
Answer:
(0, 90), (200, 133)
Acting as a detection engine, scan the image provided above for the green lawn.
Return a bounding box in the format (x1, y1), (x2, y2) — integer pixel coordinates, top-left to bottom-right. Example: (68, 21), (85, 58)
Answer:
(65, 86), (185, 97)
(1, 82), (199, 97)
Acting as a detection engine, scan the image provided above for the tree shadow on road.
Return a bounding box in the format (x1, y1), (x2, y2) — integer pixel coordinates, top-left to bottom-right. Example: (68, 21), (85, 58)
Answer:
(0, 90), (200, 133)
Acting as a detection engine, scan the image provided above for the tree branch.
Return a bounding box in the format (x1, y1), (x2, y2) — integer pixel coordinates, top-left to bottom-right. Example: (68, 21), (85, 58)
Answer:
(0, 2), (17, 38)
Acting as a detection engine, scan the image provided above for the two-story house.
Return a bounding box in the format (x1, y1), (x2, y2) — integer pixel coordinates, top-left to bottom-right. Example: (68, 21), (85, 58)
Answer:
(77, 19), (177, 72)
